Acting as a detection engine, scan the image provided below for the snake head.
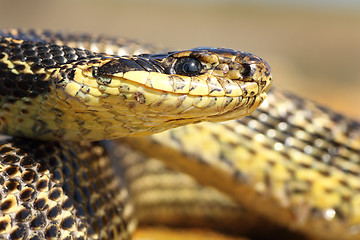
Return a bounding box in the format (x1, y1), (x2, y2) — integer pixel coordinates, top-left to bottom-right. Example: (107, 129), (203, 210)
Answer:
(128, 47), (273, 122)
(0, 31), (272, 140)
(46, 47), (273, 140)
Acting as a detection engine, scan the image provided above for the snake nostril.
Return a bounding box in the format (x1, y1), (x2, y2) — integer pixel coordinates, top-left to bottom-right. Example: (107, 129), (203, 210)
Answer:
(241, 64), (253, 79)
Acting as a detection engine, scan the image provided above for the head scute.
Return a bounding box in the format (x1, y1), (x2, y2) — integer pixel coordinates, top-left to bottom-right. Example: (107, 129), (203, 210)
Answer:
(98, 58), (144, 76)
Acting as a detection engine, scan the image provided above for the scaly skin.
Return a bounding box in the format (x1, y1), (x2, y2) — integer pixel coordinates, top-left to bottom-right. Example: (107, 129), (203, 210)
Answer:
(0, 30), (273, 240)
(5, 29), (360, 240)
(0, 30), (272, 141)
(122, 89), (360, 240)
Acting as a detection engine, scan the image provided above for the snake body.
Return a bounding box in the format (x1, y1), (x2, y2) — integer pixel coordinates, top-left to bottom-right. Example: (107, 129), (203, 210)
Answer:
(0, 29), (271, 240)
(122, 89), (360, 240)
(0, 29), (359, 240)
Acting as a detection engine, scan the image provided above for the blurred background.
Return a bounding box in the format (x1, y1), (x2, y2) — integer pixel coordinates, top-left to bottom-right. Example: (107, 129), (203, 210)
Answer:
(0, 0), (360, 118)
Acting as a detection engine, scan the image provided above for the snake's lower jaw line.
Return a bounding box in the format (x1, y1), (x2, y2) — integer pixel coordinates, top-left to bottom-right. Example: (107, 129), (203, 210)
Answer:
(207, 92), (268, 123)
(126, 93), (266, 137)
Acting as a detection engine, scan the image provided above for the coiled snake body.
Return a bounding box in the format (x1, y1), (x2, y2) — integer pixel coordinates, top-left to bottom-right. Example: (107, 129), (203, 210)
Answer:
(0, 29), (359, 240)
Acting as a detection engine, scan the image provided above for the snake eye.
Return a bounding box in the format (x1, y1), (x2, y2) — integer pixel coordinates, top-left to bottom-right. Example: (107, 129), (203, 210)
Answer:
(173, 57), (203, 76)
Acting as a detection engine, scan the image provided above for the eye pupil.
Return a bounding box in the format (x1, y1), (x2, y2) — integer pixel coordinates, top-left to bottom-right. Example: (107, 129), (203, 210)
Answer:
(183, 61), (198, 73)
(174, 57), (202, 76)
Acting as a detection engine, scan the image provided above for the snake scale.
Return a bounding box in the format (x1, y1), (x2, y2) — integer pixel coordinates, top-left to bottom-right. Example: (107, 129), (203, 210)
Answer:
(0, 29), (359, 240)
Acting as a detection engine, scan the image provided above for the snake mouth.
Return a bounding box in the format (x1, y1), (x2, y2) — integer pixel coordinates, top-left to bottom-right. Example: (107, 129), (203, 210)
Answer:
(41, 45), (272, 140)
(53, 50), (272, 135)
(105, 49), (272, 122)
(120, 92), (268, 137)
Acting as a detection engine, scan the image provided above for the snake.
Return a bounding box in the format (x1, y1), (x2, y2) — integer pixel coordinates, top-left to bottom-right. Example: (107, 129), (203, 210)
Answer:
(0, 29), (358, 240)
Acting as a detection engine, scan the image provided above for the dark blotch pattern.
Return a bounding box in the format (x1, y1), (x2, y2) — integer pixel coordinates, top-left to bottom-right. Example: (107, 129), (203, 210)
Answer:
(134, 57), (164, 72)
(0, 35), (99, 98)
(97, 58), (143, 76)
(0, 138), (133, 240)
